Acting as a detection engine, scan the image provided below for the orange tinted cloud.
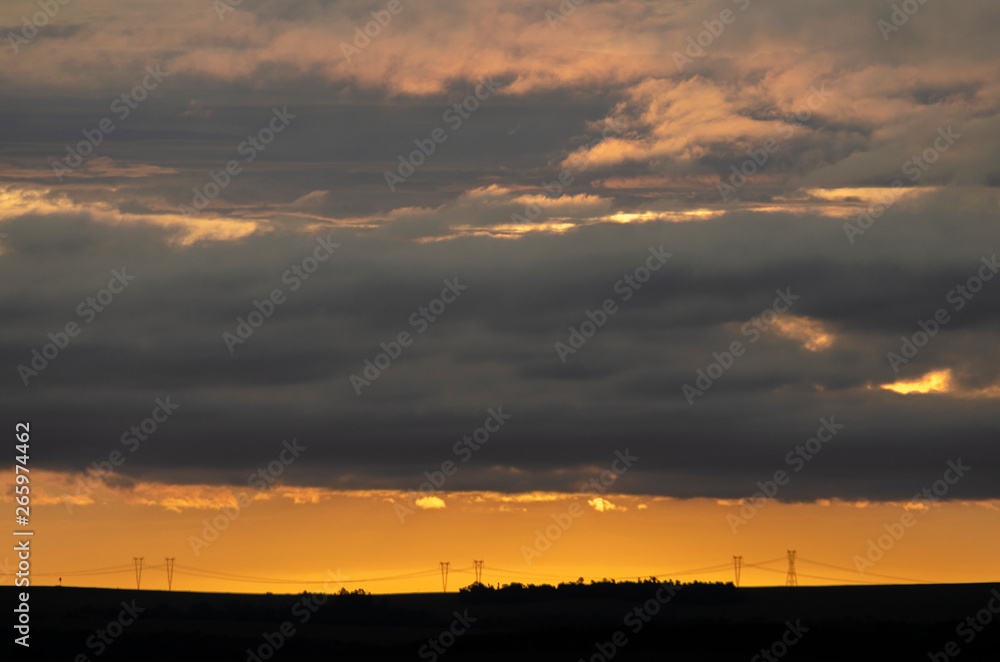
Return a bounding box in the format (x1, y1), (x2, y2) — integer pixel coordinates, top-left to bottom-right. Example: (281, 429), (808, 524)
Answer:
(880, 369), (1000, 398)
(772, 315), (834, 352)
(881, 369), (953, 395)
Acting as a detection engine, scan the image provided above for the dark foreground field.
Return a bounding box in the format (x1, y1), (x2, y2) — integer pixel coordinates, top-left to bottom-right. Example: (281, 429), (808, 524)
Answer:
(5, 581), (999, 661)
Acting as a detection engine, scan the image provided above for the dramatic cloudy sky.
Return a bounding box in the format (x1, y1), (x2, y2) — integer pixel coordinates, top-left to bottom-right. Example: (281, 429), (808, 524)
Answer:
(1, 0), (998, 590)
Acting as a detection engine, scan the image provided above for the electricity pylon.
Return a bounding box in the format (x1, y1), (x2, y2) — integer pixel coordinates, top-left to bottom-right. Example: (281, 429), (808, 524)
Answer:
(786, 550), (798, 586)
(733, 556), (742, 587)
(133, 557), (144, 590)
(165, 558), (175, 591)
(473, 560), (484, 584)
(440, 562), (449, 592)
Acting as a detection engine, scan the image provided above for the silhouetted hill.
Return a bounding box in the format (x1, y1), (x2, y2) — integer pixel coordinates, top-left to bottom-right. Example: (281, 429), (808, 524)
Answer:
(5, 581), (999, 660)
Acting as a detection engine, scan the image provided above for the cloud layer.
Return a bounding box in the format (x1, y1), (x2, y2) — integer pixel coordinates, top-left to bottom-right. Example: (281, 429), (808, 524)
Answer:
(2, 0), (998, 502)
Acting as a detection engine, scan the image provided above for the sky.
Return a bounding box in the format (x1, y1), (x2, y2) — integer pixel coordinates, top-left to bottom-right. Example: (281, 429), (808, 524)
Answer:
(1, 0), (998, 593)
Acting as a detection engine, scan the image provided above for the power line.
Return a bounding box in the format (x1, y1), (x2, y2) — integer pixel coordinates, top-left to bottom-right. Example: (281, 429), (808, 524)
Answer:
(31, 554), (941, 591)
(171, 563), (441, 585)
(640, 560), (761, 578)
(487, 566), (577, 579)
(795, 556), (934, 584)
(34, 564), (136, 577)
(749, 564), (883, 585)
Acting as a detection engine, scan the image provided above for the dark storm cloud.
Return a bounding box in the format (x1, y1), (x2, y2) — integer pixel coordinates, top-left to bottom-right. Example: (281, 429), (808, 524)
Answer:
(1, 188), (998, 501)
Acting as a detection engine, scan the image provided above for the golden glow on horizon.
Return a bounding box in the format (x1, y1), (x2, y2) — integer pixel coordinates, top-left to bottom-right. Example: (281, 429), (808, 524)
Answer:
(5, 469), (998, 595)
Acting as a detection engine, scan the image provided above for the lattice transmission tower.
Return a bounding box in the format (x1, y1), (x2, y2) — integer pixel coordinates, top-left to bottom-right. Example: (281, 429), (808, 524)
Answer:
(473, 560), (484, 584)
(785, 550), (798, 586)
(133, 557), (144, 590)
(440, 562), (450, 592)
